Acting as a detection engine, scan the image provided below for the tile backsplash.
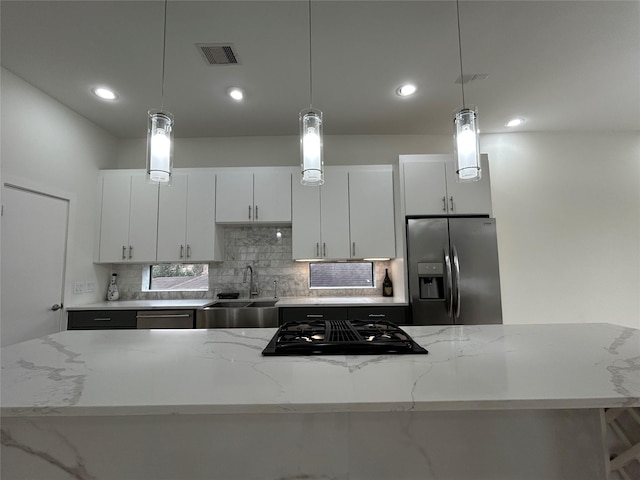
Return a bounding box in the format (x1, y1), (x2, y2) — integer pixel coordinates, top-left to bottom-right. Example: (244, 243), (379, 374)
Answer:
(112, 226), (391, 300)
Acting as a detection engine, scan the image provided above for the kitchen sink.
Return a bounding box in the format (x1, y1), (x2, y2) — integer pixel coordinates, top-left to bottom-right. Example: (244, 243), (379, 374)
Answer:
(196, 299), (279, 328)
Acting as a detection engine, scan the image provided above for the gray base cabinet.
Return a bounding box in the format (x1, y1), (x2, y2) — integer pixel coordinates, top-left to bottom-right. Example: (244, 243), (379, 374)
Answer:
(68, 310), (137, 330)
(279, 306), (408, 326)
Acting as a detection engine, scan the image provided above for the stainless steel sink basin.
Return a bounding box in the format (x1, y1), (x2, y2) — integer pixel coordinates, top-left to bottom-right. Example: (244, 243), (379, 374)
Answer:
(196, 299), (279, 328)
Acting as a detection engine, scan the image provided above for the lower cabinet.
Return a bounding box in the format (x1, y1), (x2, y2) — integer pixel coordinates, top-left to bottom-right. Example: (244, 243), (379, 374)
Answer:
(68, 310), (196, 329)
(68, 310), (137, 330)
(279, 305), (408, 326)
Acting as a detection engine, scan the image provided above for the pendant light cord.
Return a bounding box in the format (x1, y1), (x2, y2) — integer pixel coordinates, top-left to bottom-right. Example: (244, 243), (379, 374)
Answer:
(308, 0), (313, 109)
(455, 0), (466, 108)
(160, 0), (168, 111)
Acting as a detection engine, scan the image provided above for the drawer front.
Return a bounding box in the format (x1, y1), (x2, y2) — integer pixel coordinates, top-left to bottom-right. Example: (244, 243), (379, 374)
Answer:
(67, 310), (137, 329)
(136, 310), (195, 329)
(347, 306), (408, 325)
(279, 307), (349, 325)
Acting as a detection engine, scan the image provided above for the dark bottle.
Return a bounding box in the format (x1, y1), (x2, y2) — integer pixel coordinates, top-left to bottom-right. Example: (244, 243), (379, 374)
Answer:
(382, 268), (393, 297)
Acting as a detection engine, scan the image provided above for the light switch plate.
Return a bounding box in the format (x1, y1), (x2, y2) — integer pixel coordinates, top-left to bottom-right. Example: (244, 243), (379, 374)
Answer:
(85, 281), (96, 293)
(73, 282), (85, 294)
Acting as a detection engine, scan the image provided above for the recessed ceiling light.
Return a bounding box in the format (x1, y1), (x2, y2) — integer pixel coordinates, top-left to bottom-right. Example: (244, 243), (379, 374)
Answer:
(505, 117), (525, 127)
(228, 87), (244, 101)
(92, 87), (118, 100)
(396, 84), (417, 97)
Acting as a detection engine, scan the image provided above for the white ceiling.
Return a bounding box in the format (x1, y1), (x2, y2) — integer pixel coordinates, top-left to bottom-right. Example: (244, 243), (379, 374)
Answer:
(1, 1), (638, 139)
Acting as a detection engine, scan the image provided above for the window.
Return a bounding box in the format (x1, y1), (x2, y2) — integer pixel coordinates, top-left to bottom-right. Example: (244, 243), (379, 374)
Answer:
(148, 264), (209, 291)
(309, 262), (374, 289)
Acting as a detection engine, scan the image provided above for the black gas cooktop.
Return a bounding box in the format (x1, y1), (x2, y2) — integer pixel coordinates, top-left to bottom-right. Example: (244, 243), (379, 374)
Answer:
(262, 319), (428, 356)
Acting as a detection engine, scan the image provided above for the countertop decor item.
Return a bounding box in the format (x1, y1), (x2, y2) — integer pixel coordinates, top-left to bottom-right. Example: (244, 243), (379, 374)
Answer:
(106, 273), (119, 301)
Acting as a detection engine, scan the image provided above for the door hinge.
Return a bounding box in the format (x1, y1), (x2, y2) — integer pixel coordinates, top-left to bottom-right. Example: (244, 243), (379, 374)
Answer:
(1, 205), (4, 216)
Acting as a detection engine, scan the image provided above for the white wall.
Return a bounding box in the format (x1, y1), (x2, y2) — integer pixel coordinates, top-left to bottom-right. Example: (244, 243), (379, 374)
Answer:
(482, 132), (640, 329)
(116, 134), (453, 169)
(1, 69), (119, 315)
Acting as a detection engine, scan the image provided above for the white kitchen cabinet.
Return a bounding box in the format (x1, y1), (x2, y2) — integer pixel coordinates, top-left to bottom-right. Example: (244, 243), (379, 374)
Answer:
(98, 171), (158, 263)
(401, 154), (493, 216)
(348, 169), (396, 259)
(157, 170), (219, 263)
(292, 168), (351, 260)
(292, 166), (395, 260)
(216, 168), (292, 223)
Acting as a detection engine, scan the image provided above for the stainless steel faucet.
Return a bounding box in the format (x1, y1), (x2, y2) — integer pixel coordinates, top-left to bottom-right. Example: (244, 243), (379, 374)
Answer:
(243, 265), (259, 298)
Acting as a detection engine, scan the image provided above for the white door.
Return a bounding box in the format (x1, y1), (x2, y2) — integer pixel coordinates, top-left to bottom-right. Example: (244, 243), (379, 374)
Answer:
(403, 160), (448, 215)
(157, 174), (188, 262)
(349, 169), (396, 259)
(291, 179), (321, 260)
(185, 171), (218, 262)
(253, 170), (292, 222)
(445, 154), (493, 215)
(320, 169), (350, 259)
(1, 185), (69, 346)
(216, 171), (253, 222)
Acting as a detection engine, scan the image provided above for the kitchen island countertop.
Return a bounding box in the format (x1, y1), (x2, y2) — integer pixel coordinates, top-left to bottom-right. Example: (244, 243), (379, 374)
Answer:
(2, 322), (638, 417)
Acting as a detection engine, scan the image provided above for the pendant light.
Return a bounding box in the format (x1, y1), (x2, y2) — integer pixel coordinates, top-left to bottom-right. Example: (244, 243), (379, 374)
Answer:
(300, 0), (324, 186)
(453, 0), (481, 182)
(146, 0), (174, 185)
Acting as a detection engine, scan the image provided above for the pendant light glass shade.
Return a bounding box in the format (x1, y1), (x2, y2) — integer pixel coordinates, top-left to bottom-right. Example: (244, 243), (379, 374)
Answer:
(300, 108), (324, 186)
(146, 109), (174, 184)
(454, 106), (481, 182)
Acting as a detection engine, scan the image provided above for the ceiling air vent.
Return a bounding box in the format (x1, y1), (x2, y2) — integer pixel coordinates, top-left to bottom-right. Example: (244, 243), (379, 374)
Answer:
(196, 44), (239, 65)
(455, 73), (488, 84)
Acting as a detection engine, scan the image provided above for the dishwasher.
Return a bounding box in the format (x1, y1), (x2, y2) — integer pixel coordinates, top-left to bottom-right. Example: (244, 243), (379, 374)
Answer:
(136, 310), (195, 329)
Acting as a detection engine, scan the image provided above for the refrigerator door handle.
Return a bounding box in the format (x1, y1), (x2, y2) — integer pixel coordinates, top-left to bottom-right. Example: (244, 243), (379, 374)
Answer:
(452, 245), (461, 319)
(444, 248), (453, 318)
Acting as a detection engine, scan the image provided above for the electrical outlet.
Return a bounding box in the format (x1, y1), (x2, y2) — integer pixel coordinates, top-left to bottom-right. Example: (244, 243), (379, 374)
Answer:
(73, 282), (85, 294)
(85, 281), (96, 293)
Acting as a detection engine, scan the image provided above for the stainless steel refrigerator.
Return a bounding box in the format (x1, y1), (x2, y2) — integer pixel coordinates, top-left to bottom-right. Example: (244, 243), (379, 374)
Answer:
(407, 217), (502, 325)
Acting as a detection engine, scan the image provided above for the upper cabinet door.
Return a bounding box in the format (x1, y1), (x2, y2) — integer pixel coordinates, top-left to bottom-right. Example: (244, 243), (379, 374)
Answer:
(215, 171), (254, 223)
(157, 174), (188, 263)
(400, 154), (493, 216)
(185, 170), (218, 262)
(98, 173), (132, 263)
(320, 169), (351, 259)
(253, 170), (292, 223)
(98, 171), (158, 263)
(403, 160), (448, 216)
(444, 154), (493, 215)
(127, 174), (159, 262)
(348, 169), (396, 259)
(291, 179), (322, 260)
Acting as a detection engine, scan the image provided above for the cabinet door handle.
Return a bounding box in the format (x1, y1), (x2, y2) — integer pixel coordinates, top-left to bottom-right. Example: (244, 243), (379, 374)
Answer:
(352, 242), (356, 256)
(93, 317), (112, 322)
(255, 205), (258, 220)
(442, 196), (447, 212)
(180, 245), (184, 259)
(316, 243), (320, 257)
(248, 205), (252, 219)
(306, 314), (324, 318)
(449, 196), (455, 212)
(129, 246), (133, 259)
(368, 314), (386, 318)
(122, 246), (126, 260)
(323, 242), (326, 257)
(187, 245), (191, 259)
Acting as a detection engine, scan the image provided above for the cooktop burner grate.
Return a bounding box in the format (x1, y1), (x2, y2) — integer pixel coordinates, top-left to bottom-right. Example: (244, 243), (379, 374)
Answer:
(262, 319), (428, 356)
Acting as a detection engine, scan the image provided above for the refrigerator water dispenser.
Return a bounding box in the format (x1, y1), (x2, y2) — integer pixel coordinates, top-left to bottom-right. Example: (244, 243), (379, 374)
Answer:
(418, 263), (444, 299)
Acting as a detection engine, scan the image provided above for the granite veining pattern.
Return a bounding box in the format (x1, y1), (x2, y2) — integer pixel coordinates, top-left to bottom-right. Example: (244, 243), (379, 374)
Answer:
(2, 323), (638, 417)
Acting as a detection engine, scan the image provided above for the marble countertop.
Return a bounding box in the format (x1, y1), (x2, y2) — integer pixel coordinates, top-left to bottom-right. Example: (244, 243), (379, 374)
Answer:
(65, 299), (214, 310)
(66, 296), (408, 310)
(2, 323), (638, 417)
